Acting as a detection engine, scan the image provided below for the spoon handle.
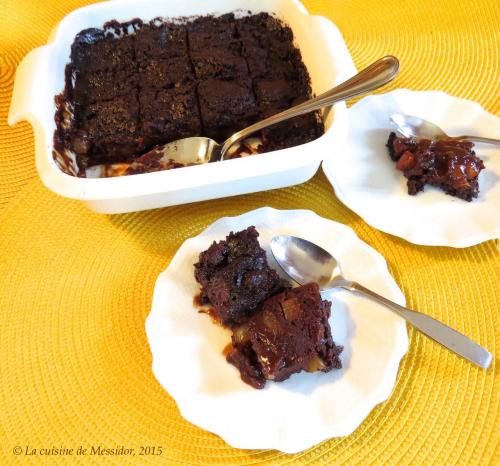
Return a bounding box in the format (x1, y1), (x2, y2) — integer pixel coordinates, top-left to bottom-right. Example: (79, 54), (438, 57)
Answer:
(343, 281), (492, 369)
(457, 135), (500, 146)
(217, 55), (400, 159)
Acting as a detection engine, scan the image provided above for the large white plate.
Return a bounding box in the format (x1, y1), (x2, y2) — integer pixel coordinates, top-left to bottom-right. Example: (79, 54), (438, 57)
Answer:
(146, 207), (408, 453)
(322, 89), (500, 247)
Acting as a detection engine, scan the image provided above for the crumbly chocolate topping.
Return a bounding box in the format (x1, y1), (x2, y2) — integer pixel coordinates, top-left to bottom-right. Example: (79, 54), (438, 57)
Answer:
(194, 226), (289, 326)
(54, 13), (324, 176)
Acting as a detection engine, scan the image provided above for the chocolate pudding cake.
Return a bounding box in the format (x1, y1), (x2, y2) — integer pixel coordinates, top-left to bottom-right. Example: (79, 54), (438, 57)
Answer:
(54, 13), (324, 176)
(227, 283), (343, 389)
(194, 226), (289, 326)
(194, 226), (343, 389)
(387, 132), (485, 201)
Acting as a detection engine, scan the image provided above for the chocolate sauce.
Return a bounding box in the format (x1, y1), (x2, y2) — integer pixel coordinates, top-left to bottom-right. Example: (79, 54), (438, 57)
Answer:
(387, 132), (485, 201)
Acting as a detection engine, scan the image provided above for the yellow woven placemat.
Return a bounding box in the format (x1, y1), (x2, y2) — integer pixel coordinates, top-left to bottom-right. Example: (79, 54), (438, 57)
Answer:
(1, 1), (499, 464)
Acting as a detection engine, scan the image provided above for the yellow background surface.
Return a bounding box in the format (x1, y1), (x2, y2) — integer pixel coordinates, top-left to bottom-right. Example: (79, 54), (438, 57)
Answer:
(0, 0), (499, 464)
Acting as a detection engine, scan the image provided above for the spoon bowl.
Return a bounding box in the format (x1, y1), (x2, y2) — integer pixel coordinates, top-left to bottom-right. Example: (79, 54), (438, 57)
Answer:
(270, 235), (341, 289)
(145, 137), (218, 166)
(390, 114), (448, 139)
(270, 234), (492, 369)
(390, 113), (500, 145)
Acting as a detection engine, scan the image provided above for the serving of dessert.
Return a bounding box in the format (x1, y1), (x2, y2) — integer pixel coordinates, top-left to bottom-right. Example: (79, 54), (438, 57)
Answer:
(54, 13), (323, 177)
(194, 226), (342, 389)
(145, 207), (408, 452)
(386, 133), (485, 201)
(322, 89), (500, 247)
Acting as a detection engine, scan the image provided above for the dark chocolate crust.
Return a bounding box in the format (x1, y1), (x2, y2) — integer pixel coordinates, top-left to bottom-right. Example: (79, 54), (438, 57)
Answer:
(54, 13), (324, 173)
(194, 226), (289, 326)
(387, 132), (485, 201)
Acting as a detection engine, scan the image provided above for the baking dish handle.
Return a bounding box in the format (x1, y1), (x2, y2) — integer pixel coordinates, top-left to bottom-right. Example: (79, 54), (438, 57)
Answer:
(8, 46), (51, 126)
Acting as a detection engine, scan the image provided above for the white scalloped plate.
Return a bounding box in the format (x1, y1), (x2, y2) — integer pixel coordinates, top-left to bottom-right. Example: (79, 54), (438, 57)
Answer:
(145, 207), (408, 453)
(322, 90), (500, 247)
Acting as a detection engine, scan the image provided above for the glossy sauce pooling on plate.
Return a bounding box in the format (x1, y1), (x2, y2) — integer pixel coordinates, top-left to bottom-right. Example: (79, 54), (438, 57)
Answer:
(387, 132), (485, 201)
(54, 13), (324, 176)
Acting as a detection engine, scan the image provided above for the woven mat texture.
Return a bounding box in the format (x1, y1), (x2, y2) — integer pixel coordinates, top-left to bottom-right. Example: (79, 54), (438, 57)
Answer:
(0, 0), (499, 464)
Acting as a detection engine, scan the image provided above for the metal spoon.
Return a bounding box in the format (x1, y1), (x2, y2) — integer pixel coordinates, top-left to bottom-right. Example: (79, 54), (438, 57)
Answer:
(270, 235), (492, 369)
(147, 56), (400, 166)
(390, 114), (500, 145)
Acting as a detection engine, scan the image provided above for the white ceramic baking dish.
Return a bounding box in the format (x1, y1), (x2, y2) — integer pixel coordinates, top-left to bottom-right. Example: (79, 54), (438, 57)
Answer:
(8, 0), (356, 214)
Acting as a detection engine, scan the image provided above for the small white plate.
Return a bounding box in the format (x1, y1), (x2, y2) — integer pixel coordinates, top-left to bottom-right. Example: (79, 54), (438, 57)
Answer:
(322, 90), (500, 247)
(146, 207), (408, 453)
